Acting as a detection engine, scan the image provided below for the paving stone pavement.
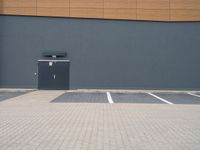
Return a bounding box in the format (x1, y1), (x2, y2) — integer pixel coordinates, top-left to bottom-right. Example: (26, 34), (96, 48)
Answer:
(0, 91), (200, 150)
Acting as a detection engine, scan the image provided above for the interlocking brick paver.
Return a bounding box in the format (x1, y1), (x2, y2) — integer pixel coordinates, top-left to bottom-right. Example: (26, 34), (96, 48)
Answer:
(0, 91), (200, 150)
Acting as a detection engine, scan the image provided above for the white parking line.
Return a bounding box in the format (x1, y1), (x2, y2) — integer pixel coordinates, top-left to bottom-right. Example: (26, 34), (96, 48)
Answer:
(187, 92), (200, 98)
(107, 92), (114, 104)
(148, 92), (173, 105)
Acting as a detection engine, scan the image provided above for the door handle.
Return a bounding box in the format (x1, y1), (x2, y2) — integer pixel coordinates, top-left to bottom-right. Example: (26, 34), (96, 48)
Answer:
(53, 74), (56, 79)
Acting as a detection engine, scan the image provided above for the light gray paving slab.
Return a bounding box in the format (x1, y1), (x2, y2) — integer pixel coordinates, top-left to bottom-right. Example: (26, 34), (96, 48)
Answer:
(0, 91), (200, 150)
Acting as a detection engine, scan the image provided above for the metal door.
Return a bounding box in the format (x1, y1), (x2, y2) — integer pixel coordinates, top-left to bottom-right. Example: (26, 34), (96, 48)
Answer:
(38, 60), (70, 90)
(53, 61), (69, 90)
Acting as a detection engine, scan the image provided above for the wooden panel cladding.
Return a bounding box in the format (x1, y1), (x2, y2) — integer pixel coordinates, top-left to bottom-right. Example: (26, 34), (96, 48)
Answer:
(171, 0), (200, 9)
(0, 7), (36, 15)
(37, 8), (69, 17)
(70, 0), (103, 18)
(37, 0), (69, 17)
(104, 0), (136, 8)
(19, 0), (36, 7)
(137, 0), (169, 9)
(70, 0), (103, 8)
(37, 0), (69, 8)
(0, 0), (200, 21)
(104, 9), (136, 19)
(171, 9), (200, 21)
(137, 9), (170, 21)
(0, 0), (19, 7)
(137, 0), (170, 21)
(70, 8), (103, 18)
(0, 0), (36, 15)
(0, 0), (36, 7)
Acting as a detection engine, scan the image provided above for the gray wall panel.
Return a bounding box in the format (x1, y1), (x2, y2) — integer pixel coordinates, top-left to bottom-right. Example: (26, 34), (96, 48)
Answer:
(0, 16), (200, 89)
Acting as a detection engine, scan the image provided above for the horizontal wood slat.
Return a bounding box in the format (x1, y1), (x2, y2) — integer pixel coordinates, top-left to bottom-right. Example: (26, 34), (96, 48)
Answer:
(104, 8), (136, 19)
(137, 9), (170, 21)
(70, 0), (103, 8)
(104, 0), (136, 8)
(137, 0), (169, 9)
(37, 0), (69, 8)
(171, 0), (200, 9)
(19, 0), (36, 7)
(70, 8), (103, 18)
(37, 8), (69, 17)
(0, 0), (19, 7)
(171, 9), (200, 21)
(0, 0), (36, 7)
(0, 7), (36, 15)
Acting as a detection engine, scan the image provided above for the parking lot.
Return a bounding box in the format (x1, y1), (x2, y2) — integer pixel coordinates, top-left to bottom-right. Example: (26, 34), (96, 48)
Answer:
(51, 91), (200, 105)
(1, 90), (200, 105)
(0, 90), (200, 150)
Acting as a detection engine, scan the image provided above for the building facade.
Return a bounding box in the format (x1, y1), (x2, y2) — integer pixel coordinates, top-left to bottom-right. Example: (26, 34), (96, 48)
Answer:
(0, 0), (200, 89)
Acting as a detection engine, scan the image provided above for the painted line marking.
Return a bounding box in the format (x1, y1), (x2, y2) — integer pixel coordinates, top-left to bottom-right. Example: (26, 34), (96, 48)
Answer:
(107, 92), (114, 104)
(148, 92), (173, 105)
(187, 92), (200, 98)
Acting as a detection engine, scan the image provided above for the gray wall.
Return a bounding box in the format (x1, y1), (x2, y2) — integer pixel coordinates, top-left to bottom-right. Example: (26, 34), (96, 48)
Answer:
(0, 15), (200, 90)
